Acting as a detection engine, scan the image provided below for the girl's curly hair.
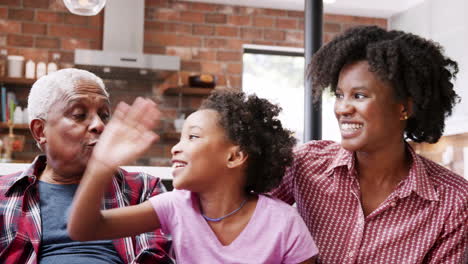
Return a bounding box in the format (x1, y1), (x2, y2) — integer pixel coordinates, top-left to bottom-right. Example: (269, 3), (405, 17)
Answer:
(200, 91), (297, 194)
(309, 25), (459, 143)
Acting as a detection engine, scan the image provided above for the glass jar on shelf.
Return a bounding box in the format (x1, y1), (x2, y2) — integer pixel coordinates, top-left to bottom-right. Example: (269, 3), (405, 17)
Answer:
(47, 53), (60, 74)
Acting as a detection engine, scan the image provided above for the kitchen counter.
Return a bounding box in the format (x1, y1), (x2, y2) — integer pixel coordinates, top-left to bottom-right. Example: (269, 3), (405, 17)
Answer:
(0, 163), (173, 180)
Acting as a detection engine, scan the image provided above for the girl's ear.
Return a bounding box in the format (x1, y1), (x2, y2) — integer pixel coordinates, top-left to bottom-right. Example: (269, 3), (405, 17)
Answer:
(30, 119), (46, 150)
(227, 146), (248, 169)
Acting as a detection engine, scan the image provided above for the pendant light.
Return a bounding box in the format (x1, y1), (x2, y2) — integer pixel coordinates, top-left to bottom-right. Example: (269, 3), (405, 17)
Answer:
(63, 0), (106, 16)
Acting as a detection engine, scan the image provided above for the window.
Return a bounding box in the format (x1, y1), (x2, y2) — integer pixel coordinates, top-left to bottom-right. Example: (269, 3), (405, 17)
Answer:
(242, 45), (340, 144)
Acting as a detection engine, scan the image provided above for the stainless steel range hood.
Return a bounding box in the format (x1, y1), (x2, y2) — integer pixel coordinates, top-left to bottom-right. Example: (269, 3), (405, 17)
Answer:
(74, 0), (180, 73)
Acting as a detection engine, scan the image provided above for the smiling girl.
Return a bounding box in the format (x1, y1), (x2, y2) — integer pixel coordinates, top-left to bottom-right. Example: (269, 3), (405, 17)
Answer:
(68, 92), (318, 263)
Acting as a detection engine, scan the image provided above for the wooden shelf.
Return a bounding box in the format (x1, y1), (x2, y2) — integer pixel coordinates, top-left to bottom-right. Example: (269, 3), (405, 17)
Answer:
(160, 132), (180, 140)
(164, 86), (213, 96)
(0, 122), (29, 129)
(0, 76), (36, 85)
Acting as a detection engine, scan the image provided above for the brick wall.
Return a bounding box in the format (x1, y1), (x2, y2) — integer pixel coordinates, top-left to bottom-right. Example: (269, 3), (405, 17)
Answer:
(0, 0), (102, 67)
(0, 0), (387, 166)
(147, 2), (387, 91)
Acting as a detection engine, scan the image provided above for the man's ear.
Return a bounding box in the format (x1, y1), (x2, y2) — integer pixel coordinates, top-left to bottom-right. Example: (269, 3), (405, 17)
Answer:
(30, 119), (46, 149)
(227, 146), (248, 169)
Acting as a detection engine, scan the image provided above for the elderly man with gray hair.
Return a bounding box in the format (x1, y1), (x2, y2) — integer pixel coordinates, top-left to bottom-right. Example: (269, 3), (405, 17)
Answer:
(0, 68), (173, 263)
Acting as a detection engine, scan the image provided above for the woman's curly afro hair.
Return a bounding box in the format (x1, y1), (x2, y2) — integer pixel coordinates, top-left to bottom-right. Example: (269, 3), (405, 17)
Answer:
(309, 25), (459, 143)
(200, 91), (297, 194)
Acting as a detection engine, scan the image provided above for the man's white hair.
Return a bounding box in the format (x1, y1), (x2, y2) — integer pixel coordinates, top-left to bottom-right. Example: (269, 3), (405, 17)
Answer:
(28, 68), (108, 121)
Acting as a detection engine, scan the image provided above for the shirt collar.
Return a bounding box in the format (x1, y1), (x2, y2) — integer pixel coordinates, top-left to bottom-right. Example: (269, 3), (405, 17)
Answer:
(324, 143), (439, 201)
(6, 155), (46, 195)
(6, 155), (127, 194)
(325, 146), (355, 177)
(397, 144), (439, 201)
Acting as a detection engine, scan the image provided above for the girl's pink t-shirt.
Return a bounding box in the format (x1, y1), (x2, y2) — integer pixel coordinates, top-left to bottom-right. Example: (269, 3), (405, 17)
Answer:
(150, 190), (318, 263)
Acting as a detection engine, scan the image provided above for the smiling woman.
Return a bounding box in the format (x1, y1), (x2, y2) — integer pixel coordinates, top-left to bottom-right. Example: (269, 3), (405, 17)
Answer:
(334, 60), (406, 152)
(272, 25), (468, 264)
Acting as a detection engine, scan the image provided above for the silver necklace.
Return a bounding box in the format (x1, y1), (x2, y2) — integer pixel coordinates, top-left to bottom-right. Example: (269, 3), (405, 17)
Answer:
(201, 199), (248, 222)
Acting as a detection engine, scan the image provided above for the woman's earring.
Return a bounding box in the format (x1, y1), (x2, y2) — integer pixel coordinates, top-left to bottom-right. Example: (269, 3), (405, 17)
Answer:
(401, 113), (409, 120)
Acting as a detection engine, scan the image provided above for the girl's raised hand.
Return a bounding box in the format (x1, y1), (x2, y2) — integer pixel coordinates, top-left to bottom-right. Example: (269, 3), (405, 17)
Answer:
(92, 97), (161, 170)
